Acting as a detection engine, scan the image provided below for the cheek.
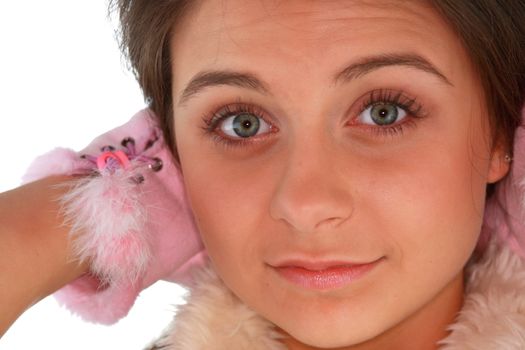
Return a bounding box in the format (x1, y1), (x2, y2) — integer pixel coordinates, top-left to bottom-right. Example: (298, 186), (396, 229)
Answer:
(175, 135), (274, 274)
(375, 111), (491, 282)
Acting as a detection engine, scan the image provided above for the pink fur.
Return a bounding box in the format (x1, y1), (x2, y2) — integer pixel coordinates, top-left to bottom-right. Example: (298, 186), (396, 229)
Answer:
(22, 109), (206, 324)
(59, 167), (151, 285)
(22, 147), (90, 182)
(54, 275), (140, 324)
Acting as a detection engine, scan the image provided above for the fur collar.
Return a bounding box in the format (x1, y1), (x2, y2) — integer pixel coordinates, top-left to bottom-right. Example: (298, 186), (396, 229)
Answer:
(146, 237), (525, 350)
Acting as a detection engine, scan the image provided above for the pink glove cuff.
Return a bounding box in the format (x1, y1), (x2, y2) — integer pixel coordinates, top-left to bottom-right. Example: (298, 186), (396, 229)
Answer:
(23, 109), (206, 324)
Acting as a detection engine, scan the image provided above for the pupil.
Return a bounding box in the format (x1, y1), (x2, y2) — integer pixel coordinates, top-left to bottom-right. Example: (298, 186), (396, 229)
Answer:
(233, 113), (260, 138)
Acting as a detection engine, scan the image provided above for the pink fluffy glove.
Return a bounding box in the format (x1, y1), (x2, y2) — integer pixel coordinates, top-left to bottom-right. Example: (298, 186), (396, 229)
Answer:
(481, 105), (525, 257)
(22, 109), (207, 324)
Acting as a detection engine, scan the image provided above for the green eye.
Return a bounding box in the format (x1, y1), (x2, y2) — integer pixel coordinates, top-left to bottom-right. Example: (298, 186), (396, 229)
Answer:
(361, 103), (407, 126)
(371, 104), (398, 125)
(221, 113), (271, 138)
(232, 113), (260, 138)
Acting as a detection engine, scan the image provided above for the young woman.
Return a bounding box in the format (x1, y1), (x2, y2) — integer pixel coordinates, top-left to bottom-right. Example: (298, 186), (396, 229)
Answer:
(2, 1), (525, 349)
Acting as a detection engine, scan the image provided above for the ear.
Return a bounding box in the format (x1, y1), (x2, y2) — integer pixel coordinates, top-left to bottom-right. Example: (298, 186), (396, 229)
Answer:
(487, 142), (511, 184)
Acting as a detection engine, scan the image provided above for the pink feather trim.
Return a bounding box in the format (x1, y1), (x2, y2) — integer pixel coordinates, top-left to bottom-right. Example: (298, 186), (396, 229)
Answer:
(58, 162), (152, 286)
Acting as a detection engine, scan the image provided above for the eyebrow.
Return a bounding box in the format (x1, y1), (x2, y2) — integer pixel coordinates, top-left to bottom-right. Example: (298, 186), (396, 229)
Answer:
(177, 53), (452, 107)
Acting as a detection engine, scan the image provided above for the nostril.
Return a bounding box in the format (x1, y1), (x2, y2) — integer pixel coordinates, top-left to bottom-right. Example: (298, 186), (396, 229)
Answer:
(315, 216), (347, 230)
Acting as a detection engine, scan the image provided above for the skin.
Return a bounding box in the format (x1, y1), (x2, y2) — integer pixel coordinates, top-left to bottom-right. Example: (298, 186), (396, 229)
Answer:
(0, 176), (88, 336)
(170, 1), (510, 349)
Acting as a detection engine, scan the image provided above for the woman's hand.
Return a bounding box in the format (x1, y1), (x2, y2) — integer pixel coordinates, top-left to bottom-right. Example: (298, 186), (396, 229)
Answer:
(0, 176), (88, 336)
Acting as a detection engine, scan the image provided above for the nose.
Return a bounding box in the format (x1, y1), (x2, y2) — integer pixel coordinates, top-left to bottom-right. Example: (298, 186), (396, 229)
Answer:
(269, 137), (354, 234)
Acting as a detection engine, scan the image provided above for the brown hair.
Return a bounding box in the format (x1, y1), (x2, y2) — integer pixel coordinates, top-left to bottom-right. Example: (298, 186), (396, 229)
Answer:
(109, 0), (195, 156)
(109, 0), (525, 162)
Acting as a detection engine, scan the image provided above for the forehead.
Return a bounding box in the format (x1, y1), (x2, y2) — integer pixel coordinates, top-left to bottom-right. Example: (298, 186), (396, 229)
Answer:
(171, 0), (468, 103)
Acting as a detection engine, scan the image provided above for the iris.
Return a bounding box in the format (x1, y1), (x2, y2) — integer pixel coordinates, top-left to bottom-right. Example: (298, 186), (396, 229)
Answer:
(232, 113), (260, 138)
(370, 103), (398, 125)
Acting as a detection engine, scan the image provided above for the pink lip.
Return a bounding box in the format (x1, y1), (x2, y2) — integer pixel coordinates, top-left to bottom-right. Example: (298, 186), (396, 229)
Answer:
(272, 258), (383, 290)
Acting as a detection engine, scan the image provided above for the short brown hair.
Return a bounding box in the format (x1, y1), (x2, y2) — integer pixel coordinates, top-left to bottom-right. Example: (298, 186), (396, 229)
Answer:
(109, 0), (195, 156)
(110, 0), (525, 160)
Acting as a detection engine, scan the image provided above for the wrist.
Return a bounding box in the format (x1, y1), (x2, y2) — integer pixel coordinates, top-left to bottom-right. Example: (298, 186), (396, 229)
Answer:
(0, 176), (89, 335)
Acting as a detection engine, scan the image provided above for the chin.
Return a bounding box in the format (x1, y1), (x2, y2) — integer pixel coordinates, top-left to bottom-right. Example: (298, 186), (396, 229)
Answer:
(286, 329), (371, 349)
(276, 311), (384, 349)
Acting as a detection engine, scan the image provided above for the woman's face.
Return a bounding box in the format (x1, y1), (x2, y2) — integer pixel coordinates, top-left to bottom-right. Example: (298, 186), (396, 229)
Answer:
(171, 0), (509, 348)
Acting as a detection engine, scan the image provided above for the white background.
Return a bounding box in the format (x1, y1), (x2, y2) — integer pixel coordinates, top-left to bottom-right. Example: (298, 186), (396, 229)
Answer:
(0, 1), (186, 348)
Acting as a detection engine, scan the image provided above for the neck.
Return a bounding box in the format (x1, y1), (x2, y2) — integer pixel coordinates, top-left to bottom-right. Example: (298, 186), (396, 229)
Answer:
(279, 271), (465, 350)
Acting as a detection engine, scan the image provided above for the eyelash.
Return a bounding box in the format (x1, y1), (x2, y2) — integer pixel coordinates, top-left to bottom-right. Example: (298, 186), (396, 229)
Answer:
(355, 89), (425, 138)
(200, 89), (425, 149)
(200, 100), (274, 150)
